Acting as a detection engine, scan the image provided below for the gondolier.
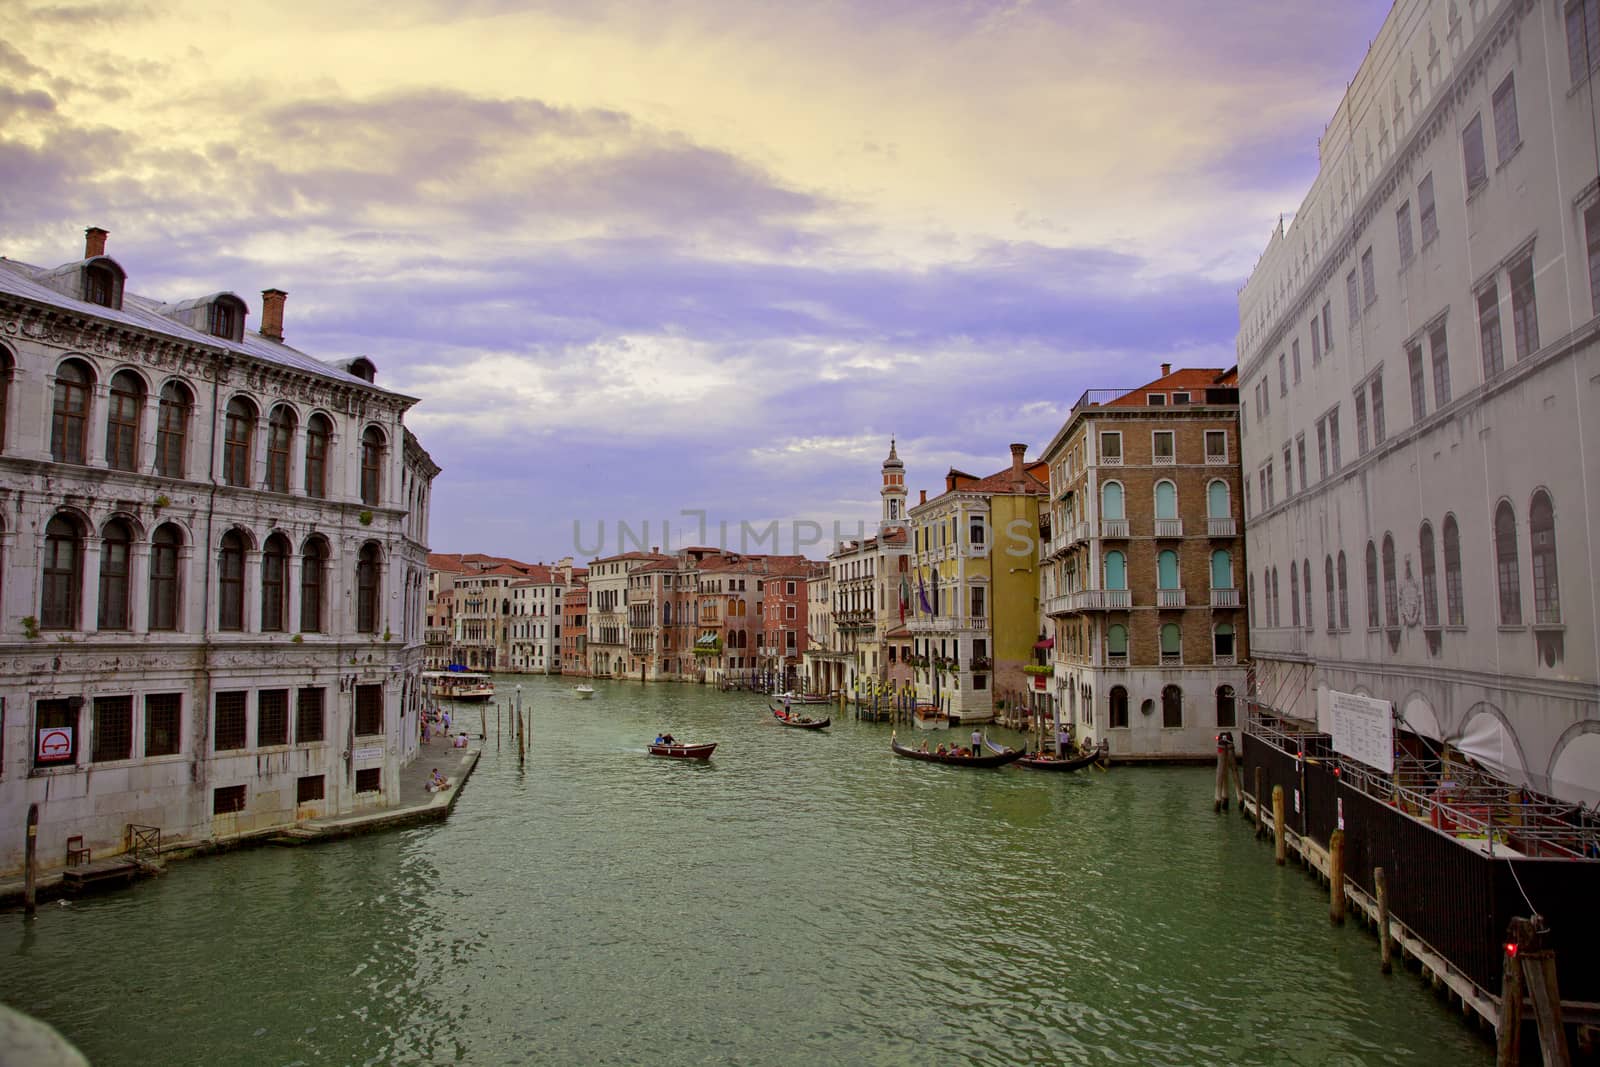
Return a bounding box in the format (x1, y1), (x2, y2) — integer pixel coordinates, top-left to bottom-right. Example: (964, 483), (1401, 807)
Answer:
(971, 727), (984, 755)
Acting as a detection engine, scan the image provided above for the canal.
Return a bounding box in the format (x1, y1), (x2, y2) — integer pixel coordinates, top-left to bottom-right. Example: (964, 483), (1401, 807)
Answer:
(2, 675), (1489, 1065)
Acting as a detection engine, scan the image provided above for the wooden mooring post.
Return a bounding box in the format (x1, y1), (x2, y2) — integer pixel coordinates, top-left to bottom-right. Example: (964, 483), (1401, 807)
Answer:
(24, 803), (38, 918)
(1272, 786), (1286, 865)
(1375, 867), (1393, 975)
(1253, 766), (1265, 838)
(1328, 829), (1346, 925)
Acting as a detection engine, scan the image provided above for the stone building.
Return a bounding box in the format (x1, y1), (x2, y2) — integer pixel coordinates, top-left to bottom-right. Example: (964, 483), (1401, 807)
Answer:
(1039, 368), (1248, 758)
(0, 228), (437, 876)
(628, 547), (722, 682)
(561, 580), (589, 676)
(820, 442), (911, 694)
(761, 559), (826, 690)
(508, 564), (564, 674)
(1237, 0), (1599, 802)
(586, 551), (668, 677)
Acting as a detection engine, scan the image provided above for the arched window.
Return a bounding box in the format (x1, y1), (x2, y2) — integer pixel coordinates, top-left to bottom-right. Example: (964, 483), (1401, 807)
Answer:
(1289, 563), (1301, 627)
(1216, 684), (1237, 728)
(305, 414), (331, 497)
(0, 348), (12, 452)
(223, 397), (256, 487)
(1160, 622), (1181, 663)
(41, 515), (82, 630)
(1213, 623), (1235, 660)
(1109, 685), (1129, 729)
(1419, 522), (1439, 627)
(663, 601), (672, 626)
(1154, 480), (1178, 520)
(1104, 550), (1127, 590)
(52, 360), (92, 464)
(1365, 541), (1380, 628)
(1101, 481), (1124, 521)
(1161, 684), (1183, 728)
(1269, 567), (1280, 627)
(1530, 491), (1560, 624)
(1301, 560), (1312, 630)
(105, 370), (144, 472)
(156, 381), (192, 478)
(1210, 549), (1231, 590)
(1443, 515), (1464, 625)
(1157, 549), (1179, 589)
(149, 523), (181, 631)
(267, 406), (296, 493)
(361, 426), (385, 506)
(1337, 551), (1350, 629)
(1325, 555), (1337, 630)
(1382, 533), (1399, 627)
(301, 538), (327, 633)
(1495, 501), (1521, 625)
(261, 533), (290, 632)
(1248, 573), (1256, 618)
(1206, 479), (1230, 518)
(219, 530), (245, 631)
(1106, 623), (1128, 662)
(98, 519), (133, 630)
(357, 542), (381, 633)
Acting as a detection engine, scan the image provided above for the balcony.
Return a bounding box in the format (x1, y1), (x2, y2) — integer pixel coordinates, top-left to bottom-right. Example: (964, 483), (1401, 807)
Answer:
(1104, 651), (1127, 668)
(1205, 451), (1229, 465)
(1071, 522), (1092, 545)
(1208, 517), (1237, 537)
(1101, 453), (1123, 466)
(914, 614), (984, 632)
(1213, 652), (1237, 666)
(1069, 589), (1132, 611)
(1153, 452), (1176, 466)
(1160, 651), (1183, 666)
(1100, 519), (1129, 539)
(1154, 519), (1184, 538)
(1210, 587), (1240, 608)
(1156, 589), (1186, 609)
(1044, 594), (1073, 616)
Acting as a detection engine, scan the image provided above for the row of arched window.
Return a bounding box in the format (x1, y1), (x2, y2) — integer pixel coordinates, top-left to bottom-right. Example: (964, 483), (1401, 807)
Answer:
(1104, 622), (1236, 662)
(1251, 490), (1560, 633)
(1100, 477), (1233, 521)
(1099, 549), (1236, 591)
(33, 513), (387, 635)
(1105, 684), (1236, 730)
(10, 355), (389, 505)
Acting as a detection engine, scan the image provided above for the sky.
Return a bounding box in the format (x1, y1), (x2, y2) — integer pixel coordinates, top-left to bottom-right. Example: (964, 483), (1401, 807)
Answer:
(0, 0), (1394, 561)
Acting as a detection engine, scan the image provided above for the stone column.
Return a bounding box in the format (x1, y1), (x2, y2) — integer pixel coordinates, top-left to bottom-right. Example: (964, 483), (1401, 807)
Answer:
(287, 554), (303, 635)
(244, 549), (262, 632)
(130, 540), (151, 635)
(85, 384), (108, 467)
(80, 536), (102, 632)
(139, 392), (161, 476)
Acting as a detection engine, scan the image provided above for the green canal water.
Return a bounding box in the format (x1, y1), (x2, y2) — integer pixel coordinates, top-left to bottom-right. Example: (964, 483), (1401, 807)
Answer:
(2, 675), (1489, 1066)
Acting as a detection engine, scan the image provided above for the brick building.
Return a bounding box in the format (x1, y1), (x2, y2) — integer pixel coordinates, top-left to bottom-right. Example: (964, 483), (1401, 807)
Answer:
(561, 580), (589, 676)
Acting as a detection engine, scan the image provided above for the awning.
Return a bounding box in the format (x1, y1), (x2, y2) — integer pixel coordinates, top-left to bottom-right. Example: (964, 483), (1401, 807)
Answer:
(694, 632), (720, 649)
(1034, 638), (1054, 650)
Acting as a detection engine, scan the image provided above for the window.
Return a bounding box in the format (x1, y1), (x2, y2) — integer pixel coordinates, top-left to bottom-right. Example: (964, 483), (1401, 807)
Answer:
(1382, 534), (1399, 627)
(1337, 550), (1350, 630)
(42, 514), (82, 630)
(1365, 542), (1380, 628)
(1588, 203), (1600, 316)
(156, 381), (191, 478)
(223, 397), (255, 487)
(305, 414), (330, 497)
(34, 699), (78, 768)
(1495, 501), (1521, 625)
(1106, 625), (1127, 664)
(1328, 409), (1341, 470)
(1290, 564), (1300, 627)
(1161, 684), (1183, 728)
(1310, 316), (1322, 363)
(97, 519), (132, 630)
(1296, 434), (1307, 490)
(1282, 445), (1293, 496)
(255, 689), (289, 747)
(208, 299), (238, 340)
(357, 543), (381, 633)
(1206, 480), (1229, 520)
(301, 538), (327, 633)
(1266, 462), (1275, 507)
(91, 696), (133, 763)
(1147, 393), (1167, 406)
(1325, 556), (1337, 630)
(1530, 490), (1561, 624)
(1571, 0), (1600, 82)
(970, 586), (985, 618)
(1407, 346), (1428, 424)
(105, 370), (143, 472)
(296, 687), (325, 743)
(85, 264), (116, 307)
(145, 693), (181, 757)
(1354, 391), (1369, 455)
(1109, 686), (1129, 729)
(261, 534), (289, 632)
(1213, 623), (1235, 661)
(1478, 283), (1504, 378)
(1509, 255), (1539, 361)
(214, 785), (246, 814)
(1418, 173), (1439, 245)
(1429, 325), (1452, 408)
(1278, 353), (1287, 396)
(1420, 523), (1440, 627)
(149, 524), (181, 631)
(1099, 432), (1122, 464)
(1292, 339), (1302, 383)
(219, 530), (245, 631)
(1249, 573), (1256, 618)
(1204, 430), (1227, 463)
(968, 518), (985, 547)
(1396, 200), (1414, 263)
(1154, 480), (1177, 520)
(297, 776), (325, 803)
(1103, 551), (1127, 590)
(0, 350), (10, 452)
(1370, 376), (1386, 445)
(1302, 559), (1313, 630)
(51, 360), (91, 464)
(1157, 550), (1179, 590)
(1101, 481), (1124, 521)
(1316, 419), (1328, 481)
(1321, 301), (1334, 353)
(1492, 74), (1520, 164)
(1361, 247), (1377, 306)
(1444, 515), (1466, 626)
(214, 691), (247, 751)
(361, 426), (385, 505)
(1462, 112), (1488, 193)
(1346, 270), (1360, 324)
(267, 406), (295, 493)
(1215, 685), (1238, 728)
(355, 684), (384, 736)
(1152, 431), (1174, 464)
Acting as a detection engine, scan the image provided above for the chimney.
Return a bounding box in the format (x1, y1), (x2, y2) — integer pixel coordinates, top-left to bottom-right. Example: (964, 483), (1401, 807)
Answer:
(84, 227), (108, 259)
(260, 288), (287, 342)
(945, 472), (956, 493)
(1010, 443), (1026, 477)
(1160, 362), (1171, 377)
(920, 489), (927, 505)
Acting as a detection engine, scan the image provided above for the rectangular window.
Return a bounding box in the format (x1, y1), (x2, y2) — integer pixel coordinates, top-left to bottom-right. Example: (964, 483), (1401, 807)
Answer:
(1316, 419), (1329, 481)
(1346, 271), (1360, 324)
(1418, 173), (1439, 245)
(1204, 430), (1227, 463)
(213, 785), (246, 814)
(91, 696), (132, 763)
(1291, 339), (1302, 383)
(1361, 247), (1377, 307)
(1244, 478), (1251, 515)
(1588, 202), (1600, 316)
(1571, 0), (1600, 81)
(156, 394), (187, 478)
(145, 693), (181, 757)
(1296, 434), (1307, 490)
(1430, 325), (1453, 408)
(971, 586), (986, 618)
(1396, 200), (1414, 264)
(1310, 317), (1322, 363)
(214, 691), (247, 751)
(1492, 74), (1520, 164)
(356, 768), (381, 794)
(35, 699), (78, 768)
(1099, 432), (1122, 464)
(355, 684), (384, 736)
(1463, 112), (1488, 193)
(297, 775), (325, 803)
(1479, 283), (1505, 378)
(1354, 390), (1369, 455)
(1509, 254), (1539, 360)
(1146, 393), (1167, 406)
(1370, 376), (1386, 445)
(1281, 445), (1293, 496)
(1171, 392), (1190, 405)
(1278, 353), (1288, 397)
(1321, 301), (1334, 353)
(1408, 343), (1427, 422)
(785, 604), (796, 621)
(257, 688), (288, 747)
(1328, 409), (1342, 470)
(1266, 461), (1275, 507)
(1258, 468), (1267, 509)
(1152, 431), (1175, 462)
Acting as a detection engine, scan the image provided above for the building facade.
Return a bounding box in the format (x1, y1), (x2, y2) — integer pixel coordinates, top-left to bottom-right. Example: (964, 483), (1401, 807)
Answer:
(0, 228), (437, 876)
(561, 581), (589, 676)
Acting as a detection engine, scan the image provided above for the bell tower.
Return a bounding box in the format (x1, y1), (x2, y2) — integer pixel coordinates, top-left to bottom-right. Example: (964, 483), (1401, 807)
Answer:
(881, 437), (906, 529)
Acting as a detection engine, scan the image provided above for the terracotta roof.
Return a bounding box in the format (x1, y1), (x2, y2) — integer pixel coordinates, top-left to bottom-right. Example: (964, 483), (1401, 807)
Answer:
(427, 553), (469, 572)
(590, 551), (673, 565)
(1104, 367), (1236, 407)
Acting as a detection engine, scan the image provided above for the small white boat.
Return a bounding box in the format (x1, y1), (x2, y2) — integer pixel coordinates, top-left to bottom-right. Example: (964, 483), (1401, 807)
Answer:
(574, 685), (595, 699)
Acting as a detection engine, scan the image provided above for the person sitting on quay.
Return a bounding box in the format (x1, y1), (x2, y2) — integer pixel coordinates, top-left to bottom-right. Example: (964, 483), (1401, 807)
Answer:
(428, 769), (450, 792)
(454, 731), (469, 749)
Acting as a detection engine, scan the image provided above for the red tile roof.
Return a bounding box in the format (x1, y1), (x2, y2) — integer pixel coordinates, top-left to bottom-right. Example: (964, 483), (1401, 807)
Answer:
(1104, 367), (1236, 407)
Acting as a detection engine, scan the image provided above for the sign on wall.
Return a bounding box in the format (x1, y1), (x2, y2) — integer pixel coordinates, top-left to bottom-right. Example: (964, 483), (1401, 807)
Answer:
(36, 726), (74, 763)
(1319, 687), (1394, 774)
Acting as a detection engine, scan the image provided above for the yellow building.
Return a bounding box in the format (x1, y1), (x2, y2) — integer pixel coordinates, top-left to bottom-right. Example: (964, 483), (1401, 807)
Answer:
(907, 444), (1047, 722)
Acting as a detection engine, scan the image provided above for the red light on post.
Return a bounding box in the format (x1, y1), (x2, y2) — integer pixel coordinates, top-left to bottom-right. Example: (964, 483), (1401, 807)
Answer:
(1505, 942), (1519, 958)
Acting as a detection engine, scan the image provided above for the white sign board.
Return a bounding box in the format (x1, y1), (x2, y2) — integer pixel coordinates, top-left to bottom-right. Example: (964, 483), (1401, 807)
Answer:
(353, 746), (383, 762)
(1321, 688), (1394, 774)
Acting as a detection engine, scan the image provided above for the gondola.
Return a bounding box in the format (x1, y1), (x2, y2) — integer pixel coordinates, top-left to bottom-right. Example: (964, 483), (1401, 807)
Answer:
(1014, 742), (1109, 772)
(768, 704), (831, 730)
(890, 736), (1024, 768)
(648, 741), (717, 759)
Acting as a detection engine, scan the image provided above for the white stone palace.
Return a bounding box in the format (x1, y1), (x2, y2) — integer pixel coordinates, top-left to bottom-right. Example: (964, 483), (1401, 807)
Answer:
(0, 228), (439, 877)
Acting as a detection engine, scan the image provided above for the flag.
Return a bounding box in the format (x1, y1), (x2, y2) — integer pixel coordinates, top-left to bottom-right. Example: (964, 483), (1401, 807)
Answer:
(917, 573), (932, 616)
(899, 576), (910, 624)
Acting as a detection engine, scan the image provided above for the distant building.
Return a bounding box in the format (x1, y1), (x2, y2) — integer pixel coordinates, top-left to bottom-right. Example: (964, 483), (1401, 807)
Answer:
(561, 580), (589, 677)
(587, 551), (670, 677)
(819, 442), (911, 694)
